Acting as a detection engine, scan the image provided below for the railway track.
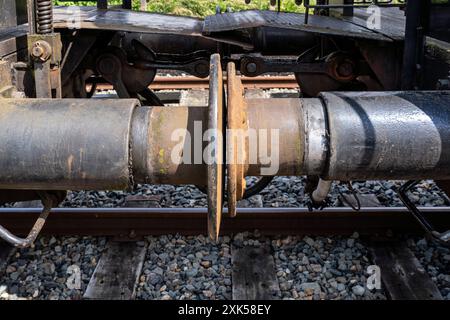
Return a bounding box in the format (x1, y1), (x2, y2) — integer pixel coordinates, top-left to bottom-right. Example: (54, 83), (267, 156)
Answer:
(0, 206), (449, 237)
(0, 205), (447, 300)
(94, 75), (299, 91)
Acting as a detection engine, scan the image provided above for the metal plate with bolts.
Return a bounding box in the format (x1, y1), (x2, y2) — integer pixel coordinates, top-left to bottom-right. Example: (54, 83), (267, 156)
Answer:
(226, 62), (248, 218)
(207, 54), (224, 241)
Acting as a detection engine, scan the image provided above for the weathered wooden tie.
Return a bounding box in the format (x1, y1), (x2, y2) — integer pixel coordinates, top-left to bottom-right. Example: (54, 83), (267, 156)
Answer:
(370, 242), (443, 300)
(232, 245), (280, 300)
(83, 241), (147, 300)
(0, 243), (15, 272)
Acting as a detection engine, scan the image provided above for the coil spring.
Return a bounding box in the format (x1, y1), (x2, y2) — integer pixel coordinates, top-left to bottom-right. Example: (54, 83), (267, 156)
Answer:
(36, 0), (53, 34)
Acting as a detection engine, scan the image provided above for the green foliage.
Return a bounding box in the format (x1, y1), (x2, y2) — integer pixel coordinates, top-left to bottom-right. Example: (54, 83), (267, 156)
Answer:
(54, 0), (308, 17)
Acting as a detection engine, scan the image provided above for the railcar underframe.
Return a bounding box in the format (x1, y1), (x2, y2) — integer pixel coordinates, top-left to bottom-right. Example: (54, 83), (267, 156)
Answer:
(0, 0), (450, 247)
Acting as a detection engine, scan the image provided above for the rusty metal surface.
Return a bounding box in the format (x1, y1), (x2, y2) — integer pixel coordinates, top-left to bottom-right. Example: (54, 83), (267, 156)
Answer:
(28, 33), (63, 98)
(53, 7), (204, 36)
(131, 106), (207, 185)
(246, 98), (304, 176)
(0, 99), (139, 190)
(33, 59), (52, 97)
(207, 54), (224, 241)
(203, 10), (393, 42)
(96, 47), (156, 96)
(94, 75), (299, 92)
(0, 207), (449, 237)
(226, 62), (248, 218)
(0, 60), (13, 93)
(358, 42), (403, 90)
(145, 75), (299, 90)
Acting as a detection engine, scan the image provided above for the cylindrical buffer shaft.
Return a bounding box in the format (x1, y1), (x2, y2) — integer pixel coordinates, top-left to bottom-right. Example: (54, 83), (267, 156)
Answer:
(320, 91), (450, 180)
(131, 106), (208, 185)
(132, 103), (306, 183)
(0, 99), (138, 190)
(0, 99), (305, 191)
(1, 91), (449, 192)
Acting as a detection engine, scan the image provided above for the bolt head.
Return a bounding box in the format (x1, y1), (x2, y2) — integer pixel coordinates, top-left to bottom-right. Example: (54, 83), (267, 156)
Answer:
(246, 62), (258, 74)
(31, 45), (44, 58)
(195, 62), (209, 77)
(337, 61), (354, 78)
(30, 41), (52, 62)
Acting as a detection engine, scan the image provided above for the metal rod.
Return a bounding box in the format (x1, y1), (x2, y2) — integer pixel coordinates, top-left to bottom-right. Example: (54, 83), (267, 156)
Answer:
(1, 206), (449, 214)
(401, 0), (429, 89)
(34, 60), (52, 98)
(0, 192), (58, 247)
(27, 0), (36, 34)
(0, 203), (51, 247)
(97, 0), (108, 9)
(311, 179), (332, 204)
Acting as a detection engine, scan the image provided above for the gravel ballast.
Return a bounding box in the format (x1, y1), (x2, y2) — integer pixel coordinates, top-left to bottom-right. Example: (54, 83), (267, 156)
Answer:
(1, 177), (449, 300)
(1, 233), (448, 300)
(0, 236), (106, 300)
(60, 178), (448, 209)
(136, 235), (232, 300)
(408, 237), (450, 299)
(271, 233), (387, 300)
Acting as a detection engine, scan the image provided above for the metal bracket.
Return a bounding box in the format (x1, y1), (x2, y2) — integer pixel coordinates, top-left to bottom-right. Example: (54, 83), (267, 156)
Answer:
(28, 33), (62, 98)
(0, 191), (65, 248)
(207, 54), (224, 241)
(226, 62), (248, 218)
(0, 60), (19, 98)
(398, 180), (450, 245)
(338, 181), (361, 212)
(96, 47), (158, 100)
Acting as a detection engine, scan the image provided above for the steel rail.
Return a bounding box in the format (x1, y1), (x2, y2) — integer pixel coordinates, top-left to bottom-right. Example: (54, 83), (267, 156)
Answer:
(0, 207), (449, 237)
(94, 75), (299, 91)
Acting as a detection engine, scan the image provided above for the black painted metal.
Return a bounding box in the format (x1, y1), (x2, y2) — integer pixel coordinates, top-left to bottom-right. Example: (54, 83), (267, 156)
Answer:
(203, 10), (391, 41)
(122, 0), (132, 10)
(0, 99), (138, 190)
(398, 180), (450, 243)
(36, 0), (53, 34)
(428, 3), (450, 42)
(97, 0), (107, 9)
(321, 91), (450, 180)
(303, 0), (406, 24)
(401, 0), (428, 90)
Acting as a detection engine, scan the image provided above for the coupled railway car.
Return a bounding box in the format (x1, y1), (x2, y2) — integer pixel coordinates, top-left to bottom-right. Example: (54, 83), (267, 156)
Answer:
(0, 0), (449, 247)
